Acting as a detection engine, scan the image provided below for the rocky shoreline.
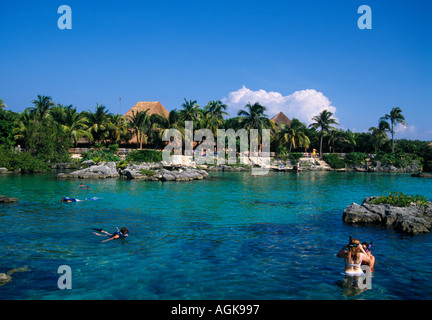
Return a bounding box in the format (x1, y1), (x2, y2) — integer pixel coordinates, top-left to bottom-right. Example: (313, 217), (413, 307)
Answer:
(3, 156), (428, 176)
(343, 197), (432, 235)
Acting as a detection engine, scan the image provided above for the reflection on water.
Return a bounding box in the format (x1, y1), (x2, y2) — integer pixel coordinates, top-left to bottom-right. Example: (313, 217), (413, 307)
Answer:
(0, 171), (432, 299)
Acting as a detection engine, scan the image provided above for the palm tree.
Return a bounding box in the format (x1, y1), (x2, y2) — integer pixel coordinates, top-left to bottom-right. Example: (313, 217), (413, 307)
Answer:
(28, 95), (54, 122)
(0, 99), (7, 110)
(204, 100), (229, 124)
(275, 119), (310, 152)
(54, 105), (92, 146)
(107, 114), (130, 145)
(48, 104), (68, 124)
(237, 102), (271, 154)
(85, 103), (111, 145)
(127, 110), (150, 149)
(201, 100), (229, 137)
(326, 129), (345, 153)
(179, 98), (201, 124)
(342, 130), (357, 153)
(237, 102), (271, 131)
(369, 119), (390, 153)
(150, 110), (185, 149)
(379, 107), (407, 153)
(12, 110), (33, 148)
(309, 110), (339, 159)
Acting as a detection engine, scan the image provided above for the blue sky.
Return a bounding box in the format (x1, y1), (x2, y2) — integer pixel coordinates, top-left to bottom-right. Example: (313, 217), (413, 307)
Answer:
(0, 0), (431, 140)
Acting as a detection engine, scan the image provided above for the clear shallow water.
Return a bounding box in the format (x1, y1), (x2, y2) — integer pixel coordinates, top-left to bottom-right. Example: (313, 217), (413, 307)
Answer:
(1, 171), (432, 300)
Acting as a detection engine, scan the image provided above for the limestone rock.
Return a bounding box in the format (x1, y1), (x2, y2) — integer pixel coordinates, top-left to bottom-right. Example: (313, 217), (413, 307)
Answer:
(343, 197), (432, 235)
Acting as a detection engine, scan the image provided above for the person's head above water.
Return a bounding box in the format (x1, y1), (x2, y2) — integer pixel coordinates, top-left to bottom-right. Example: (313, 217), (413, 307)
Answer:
(361, 241), (372, 252)
(347, 238), (362, 262)
(118, 227), (129, 237)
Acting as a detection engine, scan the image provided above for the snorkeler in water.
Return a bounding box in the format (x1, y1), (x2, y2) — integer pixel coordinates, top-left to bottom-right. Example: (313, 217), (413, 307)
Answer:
(93, 227), (129, 242)
(61, 197), (85, 203)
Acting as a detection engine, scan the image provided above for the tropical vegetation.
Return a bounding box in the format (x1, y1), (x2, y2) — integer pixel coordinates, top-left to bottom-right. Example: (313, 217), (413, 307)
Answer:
(370, 192), (430, 208)
(0, 95), (431, 172)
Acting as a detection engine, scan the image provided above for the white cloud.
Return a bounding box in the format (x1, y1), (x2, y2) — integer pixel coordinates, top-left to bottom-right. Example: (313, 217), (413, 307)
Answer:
(395, 123), (415, 134)
(222, 86), (337, 125)
(394, 123), (418, 139)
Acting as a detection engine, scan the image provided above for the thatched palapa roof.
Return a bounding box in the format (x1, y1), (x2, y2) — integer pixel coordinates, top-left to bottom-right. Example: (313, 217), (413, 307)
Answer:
(271, 112), (292, 127)
(124, 101), (169, 120)
(123, 101), (170, 146)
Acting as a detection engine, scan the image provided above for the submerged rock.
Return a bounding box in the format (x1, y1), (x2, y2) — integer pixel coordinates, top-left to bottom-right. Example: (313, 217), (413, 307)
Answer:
(0, 266), (31, 286)
(343, 197), (432, 235)
(0, 195), (18, 203)
(0, 273), (11, 286)
(206, 165), (250, 172)
(411, 172), (432, 178)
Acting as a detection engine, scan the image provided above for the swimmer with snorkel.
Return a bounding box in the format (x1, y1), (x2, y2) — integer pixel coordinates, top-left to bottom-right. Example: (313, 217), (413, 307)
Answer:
(93, 227), (129, 242)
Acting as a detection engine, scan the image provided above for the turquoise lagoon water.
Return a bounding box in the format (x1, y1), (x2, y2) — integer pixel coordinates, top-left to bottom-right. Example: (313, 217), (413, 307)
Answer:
(1, 171), (432, 300)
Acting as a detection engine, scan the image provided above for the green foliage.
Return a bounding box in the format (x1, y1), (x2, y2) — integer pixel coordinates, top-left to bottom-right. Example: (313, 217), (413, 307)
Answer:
(276, 146), (288, 156)
(108, 144), (119, 153)
(139, 169), (156, 176)
(396, 139), (432, 172)
(370, 191), (429, 208)
(116, 160), (129, 170)
(0, 146), (48, 172)
(288, 153), (303, 164)
(81, 147), (120, 162)
(374, 151), (423, 169)
(126, 149), (162, 163)
(395, 139), (429, 155)
(323, 154), (345, 169)
(0, 108), (17, 148)
(344, 152), (367, 167)
(26, 120), (72, 164)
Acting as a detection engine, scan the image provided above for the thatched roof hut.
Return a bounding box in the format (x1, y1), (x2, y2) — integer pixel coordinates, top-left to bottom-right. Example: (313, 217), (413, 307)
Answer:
(124, 101), (169, 120)
(123, 101), (170, 147)
(271, 112), (292, 127)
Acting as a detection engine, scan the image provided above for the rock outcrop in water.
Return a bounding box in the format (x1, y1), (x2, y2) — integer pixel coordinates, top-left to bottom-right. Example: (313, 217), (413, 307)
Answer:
(343, 197), (432, 235)
(57, 161), (209, 181)
(120, 165), (208, 181)
(57, 162), (119, 179)
(0, 167), (10, 174)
